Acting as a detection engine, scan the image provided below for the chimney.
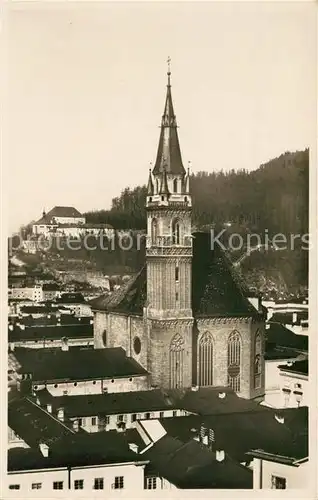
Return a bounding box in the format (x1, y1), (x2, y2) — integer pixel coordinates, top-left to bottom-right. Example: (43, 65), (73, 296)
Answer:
(202, 435), (208, 446)
(61, 338), (69, 351)
(72, 419), (80, 432)
(218, 392), (226, 399)
(129, 443), (139, 453)
(208, 428), (215, 450)
(216, 450), (225, 462)
(39, 443), (49, 458)
(274, 414), (285, 424)
(292, 312), (298, 324)
(199, 425), (206, 442)
(57, 408), (64, 421)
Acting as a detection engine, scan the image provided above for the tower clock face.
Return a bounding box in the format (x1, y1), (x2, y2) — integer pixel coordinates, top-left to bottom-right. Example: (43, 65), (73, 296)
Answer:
(133, 336), (141, 355)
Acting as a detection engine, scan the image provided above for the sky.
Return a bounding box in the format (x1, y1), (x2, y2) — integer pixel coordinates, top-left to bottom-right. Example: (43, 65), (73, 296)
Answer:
(6, 1), (316, 232)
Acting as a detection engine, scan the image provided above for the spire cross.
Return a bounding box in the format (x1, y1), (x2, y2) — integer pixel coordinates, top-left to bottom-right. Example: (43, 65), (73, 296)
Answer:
(167, 56), (171, 75)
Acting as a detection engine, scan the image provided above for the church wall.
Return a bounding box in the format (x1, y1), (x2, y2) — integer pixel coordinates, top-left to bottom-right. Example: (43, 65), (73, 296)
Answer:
(93, 311), (107, 348)
(129, 316), (148, 370)
(195, 317), (265, 400)
(94, 310), (149, 371)
(149, 319), (193, 389)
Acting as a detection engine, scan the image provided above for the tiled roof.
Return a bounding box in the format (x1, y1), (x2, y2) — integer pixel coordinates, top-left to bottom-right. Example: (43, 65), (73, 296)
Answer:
(9, 323), (93, 342)
(12, 346), (148, 382)
(278, 359), (308, 376)
(160, 406), (308, 463)
(8, 430), (140, 471)
(271, 311), (308, 325)
(91, 232), (257, 318)
(143, 435), (252, 489)
(89, 267), (146, 315)
(57, 293), (86, 304)
(35, 386), (267, 419)
(266, 322), (308, 352)
(264, 345), (303, 361)
(192, 232), (257, 317)
(35, 389), (181, 418)
(35, 207), (83, 225)
(177, 386), (270, 416)
(8, 395), (74, 448)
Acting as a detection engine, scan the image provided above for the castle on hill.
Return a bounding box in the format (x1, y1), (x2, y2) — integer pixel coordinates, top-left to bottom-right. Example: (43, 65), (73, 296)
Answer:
(91, 66), (265, 400)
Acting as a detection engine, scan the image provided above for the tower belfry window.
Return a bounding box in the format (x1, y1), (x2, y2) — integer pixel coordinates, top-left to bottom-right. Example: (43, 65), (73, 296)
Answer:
(151, 218), (158, 245)
(175, 265), (179, 281)
(173, 178), (178, 193)
(172, 219), (181, 245)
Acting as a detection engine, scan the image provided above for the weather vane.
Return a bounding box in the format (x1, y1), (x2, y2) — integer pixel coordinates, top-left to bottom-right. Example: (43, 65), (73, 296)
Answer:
(167, 56), (171, 75)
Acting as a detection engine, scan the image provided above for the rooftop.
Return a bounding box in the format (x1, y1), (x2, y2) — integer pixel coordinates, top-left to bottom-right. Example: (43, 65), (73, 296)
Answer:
(160, 406), (308, 463)
(11, 346), (148, 382)
(143, 434), (253, 489)
(8, 323), (93, 342)
(8, 395), (74, 449)
(57, 292), (86, 304)
(278, 359), (308, 376)
(36, 388), (181, 418)
(35, 206), (83, 224)
(266, 322), (308, 352)
(8, 430), (141, 472)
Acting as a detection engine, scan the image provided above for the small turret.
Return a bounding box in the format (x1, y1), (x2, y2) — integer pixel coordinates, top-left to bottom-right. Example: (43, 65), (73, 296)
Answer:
(159, 166), (170, 195)
(147, 168), (154, 195)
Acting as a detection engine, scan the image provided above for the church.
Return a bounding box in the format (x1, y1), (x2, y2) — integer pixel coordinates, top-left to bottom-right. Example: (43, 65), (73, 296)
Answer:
(91, 65), (265, 400)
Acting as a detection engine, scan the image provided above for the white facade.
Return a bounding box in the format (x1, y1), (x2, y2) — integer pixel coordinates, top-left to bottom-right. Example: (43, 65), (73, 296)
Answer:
(9, 287), (43, 303)
(32, 374), (149, 397)
(279, 369), (308, 408)
(264, 356), (305, 408)
(58, 303), (92, 317)
(68, 408), (188, 433)
(10, 337), (94, 350)
(252, 457), (309, 489)
(7, 462), (147, 495)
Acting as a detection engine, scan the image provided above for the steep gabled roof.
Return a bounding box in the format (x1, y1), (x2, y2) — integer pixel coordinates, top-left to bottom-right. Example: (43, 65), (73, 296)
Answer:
(192, 232), (257, 317)
(89, 267), (146, 315)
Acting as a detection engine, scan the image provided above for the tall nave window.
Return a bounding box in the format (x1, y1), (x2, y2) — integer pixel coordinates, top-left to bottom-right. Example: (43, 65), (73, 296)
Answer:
(227, 331), (241, 392)
(198, 332), (214, 386)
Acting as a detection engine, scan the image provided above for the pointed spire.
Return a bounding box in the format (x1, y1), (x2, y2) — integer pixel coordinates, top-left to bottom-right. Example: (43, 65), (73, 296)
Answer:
(147, 166), (154, 195)
(152, 59), (186, 176)
(159, 166), (170, 195)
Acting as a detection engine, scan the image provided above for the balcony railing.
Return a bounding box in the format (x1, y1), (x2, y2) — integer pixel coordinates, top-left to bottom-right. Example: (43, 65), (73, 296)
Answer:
(146, 235), (193, 248)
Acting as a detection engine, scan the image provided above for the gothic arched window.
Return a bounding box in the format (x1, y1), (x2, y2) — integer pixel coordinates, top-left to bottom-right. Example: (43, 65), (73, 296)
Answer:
(156, 179), (159, 194)
(151, 218), (158, 245)
(198, 332), (214, 386)
(173, 178), (178, 193)
(169, 334), (184, 389)
(254, 330), (262, 389)
(227, 330), (241, 392)
(172, 219), (181, 245)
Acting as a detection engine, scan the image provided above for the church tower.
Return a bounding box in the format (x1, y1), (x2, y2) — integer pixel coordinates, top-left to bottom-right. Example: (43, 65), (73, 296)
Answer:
(146, 60), (193, 389)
